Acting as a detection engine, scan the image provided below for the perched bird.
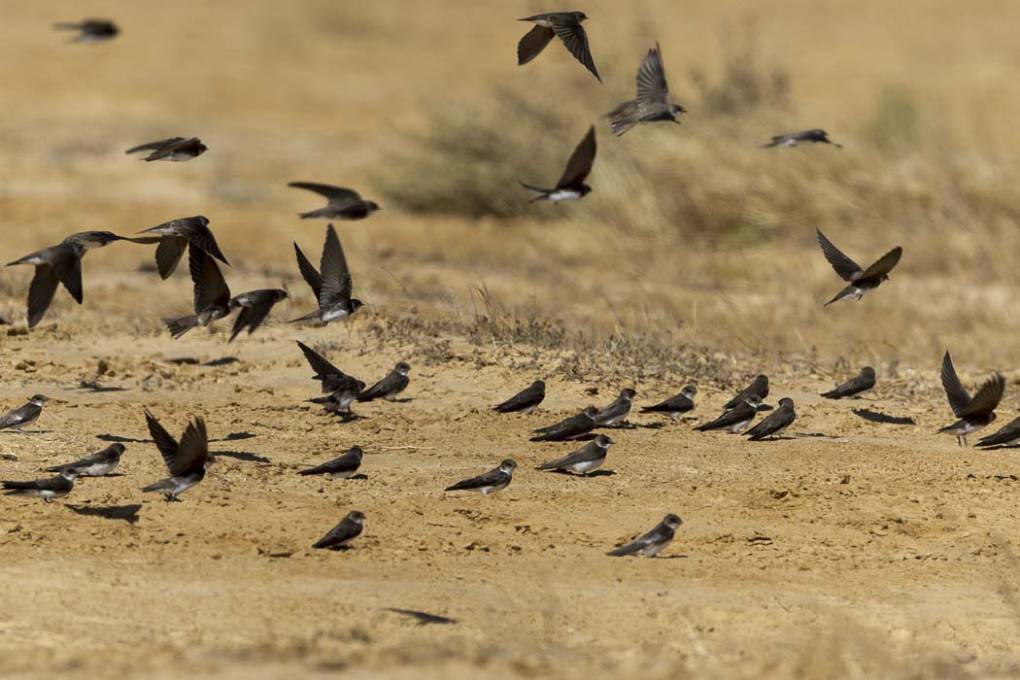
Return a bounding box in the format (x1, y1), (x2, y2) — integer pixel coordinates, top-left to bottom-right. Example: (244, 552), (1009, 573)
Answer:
(296, 341), (365, 418)
(7, 231), (138, 327)
(724, 375), (769, 410)
(694, 396), (764, 433)
(45, 443), (125, 477)
(3, 470), (77, 502)
(608, 514), (682, 557)
(817, 229), (903, 306)
(608, 43), (685, 136)
(126, 137), (207, 162)
(313, 510), (365, 550)
(977, 416), (1020, 448)
(493, 380), (546, 413)
(938, 351), (1005, 447)
(164, 247), (232, 339)
(384, 609), (458, 625)
(357, 362), (411, 402)
(593, 388), (636, 427)
(291, 224), (363, 324)
(640, 385), (697, 419)
(821, 367), (876, 399)
(445, 459), (517, 495)
(137, 216), (229, 280)
(520, 126), (597, 202)
(0, 395), (49, 432)
(141, 409), (209, 501)
(745, 398), (797, 441)
(530, 406), (599, 442)
(298, 446), (364, 478)
(537, 435), (613, 476)
(517, 12), (600, 82)
(227, 288), (289, 342)
(762, 129), (842, 148)
(53, 19), (118, 43)
(287, 182), (380, 220)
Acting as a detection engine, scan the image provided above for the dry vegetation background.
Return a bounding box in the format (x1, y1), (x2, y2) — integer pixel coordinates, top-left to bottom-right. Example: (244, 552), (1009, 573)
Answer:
(3, 1), (1020, 678)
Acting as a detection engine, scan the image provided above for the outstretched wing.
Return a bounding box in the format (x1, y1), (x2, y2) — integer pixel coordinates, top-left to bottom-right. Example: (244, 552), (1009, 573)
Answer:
(636, 43), (669, 104)
(859, 247), (903, 280)
(552, 23), (600, 82)
(172, 417), (208, 475)
(188, 246), (231, 312)
(144, 409), (179, 472)
(959, 374), (1005, 418)
(296, 341), (341, 380)
(293, 242), (322, 299)
(555, 126), (597, 189)
(940, 351), (972, 417)
(517, 24), (555, 65)
(318, 224), (353, 305)
(26, 266), (59, 328)
(816, 230), (863, 281)
(288, 182), (362, 208)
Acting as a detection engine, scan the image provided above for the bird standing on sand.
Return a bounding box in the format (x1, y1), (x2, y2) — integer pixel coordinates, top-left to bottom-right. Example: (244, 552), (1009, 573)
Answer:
(608, 514), (682, 557)
(762, 129), (842, 148)
(313, 511), (365, 550)
(724, 375), (770, 410)
(291, 224), (363, 324)
(357, 362), (411, 402)
(641, 385), (697, 419)
(298, 446), (364, 478)
(977, 416), (1020, 448)
(46, 443), (125, 477)
(531, 406), (599, 442)
(53, 19), (118, 43)
(938, 351), (1005, 447)
(445, 459), (517, 495)
(536, 435), (612, 476)
(745, 398), (797, 441)
(821, 367), (876, 399)
(141, 409), (209, 501)
(494, 380), (546, 413)
(695, 396), (764, 434)
(817, 229), (902, 306)
(287, 182), (380, 220)
(126, 137), (207, 161)
(0, 395), (49, 432)
(2, 470), (77, 502)
(517, 12), (600, 82)
(608, 43), (686, 136)
(137, 216), (229, 280)
(164, 247), (232, 339)
(520, 126), (597, 203)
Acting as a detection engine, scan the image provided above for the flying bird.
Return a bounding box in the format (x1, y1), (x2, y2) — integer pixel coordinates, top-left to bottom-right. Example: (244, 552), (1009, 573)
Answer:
(607, 514), (682, 557)
(493, 380), (546, 413)
(445, 459), (517, 495)
(357, 362), (410, 402)
(164, 247), (232, 339)
(313, 510), (365, 550)
(976, 416), (1020, 448)
(821, 367), (876, 399)
(53, 19), (118, 43)
(141, 409), (209, 501)
(2, 470), (77, 502)
(296, 341), (365, 419)
(724, 375), (769, 410)
(137, 216), (229, 280)
(694, 396), (763, 433)
(45, 443), (125, 477)
(0, 395), (49, 432)
(593, 388), (636, 427)
(227, 289), (289, 342)
(817, 229), (902, 306)
(517, 12), (600, 82)
(608, 43), (686, 136)
(520, 126), (597, 203)
(762, 129), (842, 148)
(291, 224), (363, 324)
(126, 137), (207, 162)
(745, 398), (796, 441)
(938, 351), (1005, 447)
(640, 385), (697, 419)
(536, 435), (612, 476)
(298, 446), (364, 478)
(287, 182), (380, 220)
(530, 406), (599, 442)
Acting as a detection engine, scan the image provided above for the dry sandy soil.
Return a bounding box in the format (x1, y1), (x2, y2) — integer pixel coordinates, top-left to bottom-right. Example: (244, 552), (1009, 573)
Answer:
(3, 1), (1020, 679)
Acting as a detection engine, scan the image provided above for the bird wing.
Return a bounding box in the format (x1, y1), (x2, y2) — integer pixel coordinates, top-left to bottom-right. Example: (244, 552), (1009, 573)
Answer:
(517, 24), (555, 65)
(859, 246), (903, 280)
(555, 126), (597, 189)
(822, 371), (874, 398)
(144, 409), (180, 473)
(746, 404), (794, 438)
(636, 42), (669, 104)
(357, 371), (399, 401)
(171, 417), (209, 475)
(940, 351), (972, 417)
(50, 245), (83, 304)
(293, 242), (322, 298)
(26, 265), (59, 328)
(724, 375), (768, 410)
(552, 23), (600, 82)
(228, 306), (252, 343)
(959, 373), (1005, 418)
(125, 137), (185, 154)
(977, 416), (1020, 446)
(296, 341), (342, 380)
(447, 467), (506, 490)
(695, 405), (752, 430)
(188, 246), (231, 313)
(816, 230), (863, 281)
(495, 382), (543, 411)
(238, 295), (276, 337)
(314, 518), (361, 548)
(154, 237), (187, 279)
(318, 224), (354, 305)
(288, 182), (362, 208)
(186, 222), (229, 265)
(0, 404), (34, 429)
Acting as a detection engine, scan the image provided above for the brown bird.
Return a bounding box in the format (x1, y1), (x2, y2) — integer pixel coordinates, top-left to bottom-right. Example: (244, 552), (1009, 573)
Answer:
(517, 12), (600, 82)
(608, 43), (686, 135)
(938, 351), (1005, 447)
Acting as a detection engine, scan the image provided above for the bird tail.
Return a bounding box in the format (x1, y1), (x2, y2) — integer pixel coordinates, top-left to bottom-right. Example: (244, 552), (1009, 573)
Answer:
(288, 310), (320, 324)
(607, 543), (640, 557)
(518, 181), (550, 202)
(607, 100), (640, 137)
(1, 481), (34, 491)
(52, 22), (82, 30)
(299, 208), (333, 220)
(164, 315), (199, 339)
(141, 480), (173, 493)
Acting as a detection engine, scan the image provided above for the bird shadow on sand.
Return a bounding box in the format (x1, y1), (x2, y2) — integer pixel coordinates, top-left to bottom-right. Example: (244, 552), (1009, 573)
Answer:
(852, 409), (917, 425)
(204, 357), (240, 367)
(97, 431), (256, 444)
(656, 554), (690, 560)
(77, 384), (128, 393)
(383, 608), (458, 625)
(791, 432), (843, 440)
(633, 422), (667, 430)
(212, 450), (271, 464)
(0, 429), (53, 435)
(975, 445), (1020, 451)
(66, 503), (142, 524)
(542, 469), (616, 478)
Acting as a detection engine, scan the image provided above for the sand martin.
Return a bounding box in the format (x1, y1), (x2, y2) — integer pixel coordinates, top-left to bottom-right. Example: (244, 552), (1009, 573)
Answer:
(137, 216), (229, 280)
(977, 416), (1020, 448)
(287, 182), (380, 220)
(763, 129), (842, 148)
(0, 395), (48, 432)
(357, 362), (410, 402)
(520, 126), (596, 202)
(608, 513), (682, 557)
(126, 137), (207, 161)
(817, 229), (902, 306)
(141, 408), (209, 501)
(938, 351), (1005, 447)
(298, 446), (364, 478)
(227, 288), (288, 342)
(695, 396), (764, 433)
(3, 470), (77, 502)
(593, 388), (636, 427)
(745, 397), (796, 441)
(724, 375), (769, 410)
(53, 19), (118, 43)
(291, 224), (363, 324)
(517, 12), (600, 82)
(445, 459), (517, 495)
(313, 510), (365, 550)
(493, 380), (546, 413)
(164, 247), (232, 339)
(45, 443), (125, 477)
(821, 367), (876, 399)
(641, 385), (697, 419)
(608, 43), (685, 136)
(537, 435), (612, 476)
(296, 341), (365, 418)
(531, 406), (599, 442)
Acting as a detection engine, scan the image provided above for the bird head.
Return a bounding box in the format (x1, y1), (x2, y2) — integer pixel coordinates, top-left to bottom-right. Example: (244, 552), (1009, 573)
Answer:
(620, 388), (637, 400)
(29, 394), (49, 405)
(778, 397), (795, 409)
(594, 434), (614, 448)
(346, 510), (366, 524)
(348, 446), (364, 460)
(578, 184), (592, 197)
(395, 362), (411, 376)
(681, 385), (698, 398)
(582, 406), (600, 418)
(670, 103), (687, 118)
(861, 367), (877, 379)
(499, 459), (518, 473)
(574, 11), (589, 21)
(59, 469), (80, 481)
(746, 396), (763, 409)
(350, 299), (365, 313)
(274, 289), (290, 302)
(366, 201), (382, 213)
(663, 514), (683, 530)
(110, 443), (127, 456)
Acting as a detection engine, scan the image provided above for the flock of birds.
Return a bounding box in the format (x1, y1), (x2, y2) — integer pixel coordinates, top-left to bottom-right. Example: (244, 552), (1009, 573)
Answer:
(0, 14), (1010, 561)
